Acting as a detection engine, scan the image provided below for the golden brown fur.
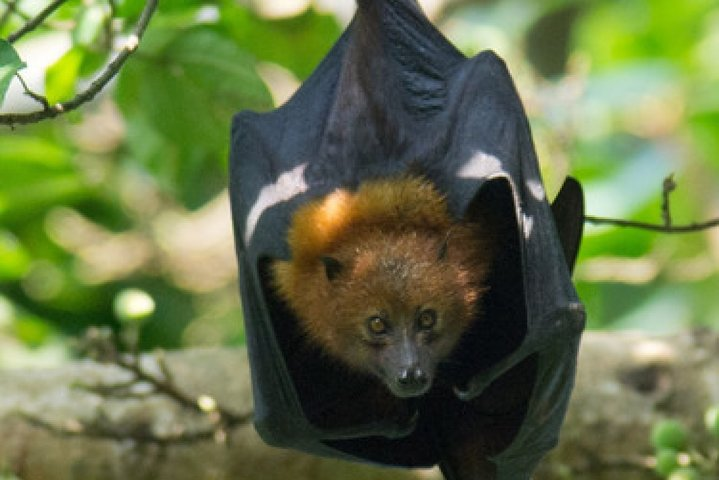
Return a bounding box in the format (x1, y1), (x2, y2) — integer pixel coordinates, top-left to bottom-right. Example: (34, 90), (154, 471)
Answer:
(272, 176), (492, 375)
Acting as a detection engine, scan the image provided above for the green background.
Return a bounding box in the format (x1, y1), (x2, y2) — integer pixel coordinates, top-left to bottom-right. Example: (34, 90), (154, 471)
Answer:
(1, 0), (718, 368)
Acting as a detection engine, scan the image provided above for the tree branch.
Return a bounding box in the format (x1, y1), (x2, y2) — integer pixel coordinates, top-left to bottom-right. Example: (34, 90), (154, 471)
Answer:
(14, 71), (49, 108)
(536, 329), (719, 480)
(584, 174), (719, 233)
(6, 0), (68, 43)
(0, 0), (158, 126)
(584, 215), (719, 233)
(114, 350), (253, 432)
(71, 327), (252, 445)
(0, 347), (429, 480)
(0, 331), (717, 480)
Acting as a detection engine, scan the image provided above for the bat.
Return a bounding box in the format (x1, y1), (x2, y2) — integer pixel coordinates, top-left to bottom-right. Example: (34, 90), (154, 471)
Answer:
(228, 1), (585, 479)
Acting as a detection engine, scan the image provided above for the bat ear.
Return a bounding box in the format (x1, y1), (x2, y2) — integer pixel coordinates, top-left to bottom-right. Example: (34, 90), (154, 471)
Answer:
(321, 256), (344, 281)
(551, 177), (584, 273)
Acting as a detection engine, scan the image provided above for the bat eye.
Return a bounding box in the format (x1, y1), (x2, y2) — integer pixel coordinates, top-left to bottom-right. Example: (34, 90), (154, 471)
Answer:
(367, 315), (389, 335)
(417, 309), (437, 330)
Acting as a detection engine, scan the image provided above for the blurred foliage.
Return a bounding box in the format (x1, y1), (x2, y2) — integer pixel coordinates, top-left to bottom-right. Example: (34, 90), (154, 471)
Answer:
(0, 0), (717, 368)
(649, 408), (719, 479)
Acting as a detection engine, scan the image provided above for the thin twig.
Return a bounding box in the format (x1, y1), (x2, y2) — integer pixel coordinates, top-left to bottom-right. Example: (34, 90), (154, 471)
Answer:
(19, 411), (224, 445)
(114, 352), (253, 428)
(0, 0), (20, 29)
(661, 174), (676, 227)
(15, 72), (49, 108)
(1, 0), (32, 26)
(73, 378), (148, 398)
(584, 215), (719, 233)
(75, 327), (253, 441)
(585, 174), (719, 233)
(6, 0), (68, 43)
(0, 0), (158, 126)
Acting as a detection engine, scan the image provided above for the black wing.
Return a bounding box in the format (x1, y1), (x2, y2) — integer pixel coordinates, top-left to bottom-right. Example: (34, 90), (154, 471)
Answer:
(229, 0), (585, 477)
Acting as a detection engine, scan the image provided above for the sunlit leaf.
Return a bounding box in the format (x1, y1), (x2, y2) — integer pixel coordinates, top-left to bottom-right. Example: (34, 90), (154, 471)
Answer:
(45, 47), (84, 105)
(574, 0), (716, 68)
(0, 137), (85, 222)
(0, 231), (30, 280)
(13, 315), (54, 348)
(688, 109), (719, 173)
(0, 135), (71, 169)
(0, 176), (88, 223)
(0, 39), (25, 106)
(158, 0), (200, 13)
(73, 4), (107, 47)
(0, 137), (79, 220)
(115, 0), (146, 19)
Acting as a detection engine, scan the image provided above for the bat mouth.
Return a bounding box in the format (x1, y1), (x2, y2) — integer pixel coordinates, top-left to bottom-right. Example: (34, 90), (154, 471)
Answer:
(387, 366), (432, 398)
(388, 383), (431, 398)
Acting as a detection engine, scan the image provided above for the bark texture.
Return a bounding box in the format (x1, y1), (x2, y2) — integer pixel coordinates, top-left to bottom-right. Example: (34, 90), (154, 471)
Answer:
(0, 331), (717, 480)
(537, 329), (719, 480)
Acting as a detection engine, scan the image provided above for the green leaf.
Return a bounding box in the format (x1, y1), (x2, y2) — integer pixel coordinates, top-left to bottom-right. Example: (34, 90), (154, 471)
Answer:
(45, 47), (85, 105)
(73, 4), (106, 47)
(654, 448), (680, 476)
(0, 136), (74, 191)
(0, 39), (26, 106)
(220, 6), (341, 80)
(118, 27), (271, 149)
(0, 175), (87, 222)
(651, 420), (688, 451)
(667, 467), (700, 480)
(115, 0), (146, 19)
(116, 26), (272, 207)
(705, 405), (719, 438)
(0, 135), (71, 169)
(0, 136), (86, 222)
(688, 107), (719, 173)
(12, 315), (53, 348)
(0, 231), (30, 280)
(0, 469), (21, 480)
(158, 0), (201, 14)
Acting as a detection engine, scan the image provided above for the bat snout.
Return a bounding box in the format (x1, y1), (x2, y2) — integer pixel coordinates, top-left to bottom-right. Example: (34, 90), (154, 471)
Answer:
(391, 364), (431, 398)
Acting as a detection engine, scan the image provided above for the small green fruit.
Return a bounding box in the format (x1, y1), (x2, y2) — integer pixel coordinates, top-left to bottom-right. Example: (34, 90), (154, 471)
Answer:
(667, 467), (700, 480)
(651, 420), (688, 450)
(704, 405), (719, 439)
(113, 288), (155, 323)
(654, 449), (679, 476)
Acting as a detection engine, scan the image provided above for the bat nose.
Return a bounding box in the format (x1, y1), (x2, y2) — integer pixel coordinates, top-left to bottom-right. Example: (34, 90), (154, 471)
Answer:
(396, 364), (429, 396)
(399, 365), (427, 385)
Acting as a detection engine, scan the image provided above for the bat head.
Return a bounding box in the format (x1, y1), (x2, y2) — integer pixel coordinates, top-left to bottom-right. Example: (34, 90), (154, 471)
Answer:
(298, 227), (488, 398)
(271, 177), (492, 399)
